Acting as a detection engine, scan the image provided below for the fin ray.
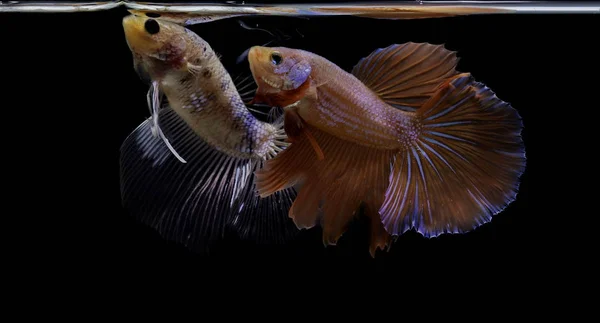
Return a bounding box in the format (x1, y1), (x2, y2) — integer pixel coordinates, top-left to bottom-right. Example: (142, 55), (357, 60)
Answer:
(232, 72), (283, 124)
(351, 42), (461, 110)
(255, 124), (394, 255)
(379, 74), (526, 237)
(120, 108), (298, 252)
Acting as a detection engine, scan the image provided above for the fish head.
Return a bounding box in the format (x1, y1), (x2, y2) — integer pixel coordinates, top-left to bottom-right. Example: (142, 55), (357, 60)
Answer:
(247, 46), (312, 107)
(122, 14), (190, 78)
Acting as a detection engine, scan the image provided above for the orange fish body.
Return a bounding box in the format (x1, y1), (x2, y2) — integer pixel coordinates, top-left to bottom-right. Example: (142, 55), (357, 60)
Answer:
(248, 43), (526, 256)
(250, 48), (411, 150)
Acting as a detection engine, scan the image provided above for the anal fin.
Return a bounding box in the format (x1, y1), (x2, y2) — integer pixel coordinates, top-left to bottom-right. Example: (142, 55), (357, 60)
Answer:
(255, 123), (394, 255)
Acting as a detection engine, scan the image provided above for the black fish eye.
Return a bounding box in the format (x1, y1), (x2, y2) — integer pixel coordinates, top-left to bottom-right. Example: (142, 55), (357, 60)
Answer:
(144, 19), (160, 35)
(270, 52), (283, 65)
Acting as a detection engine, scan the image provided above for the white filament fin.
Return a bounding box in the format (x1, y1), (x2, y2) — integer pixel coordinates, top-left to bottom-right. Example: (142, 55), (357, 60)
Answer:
(148, 81), (187, 163)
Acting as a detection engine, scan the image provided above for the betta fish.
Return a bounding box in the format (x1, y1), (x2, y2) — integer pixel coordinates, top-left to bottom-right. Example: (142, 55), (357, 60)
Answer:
(247, 43), (526, 256)
(119, 15), (299, 252)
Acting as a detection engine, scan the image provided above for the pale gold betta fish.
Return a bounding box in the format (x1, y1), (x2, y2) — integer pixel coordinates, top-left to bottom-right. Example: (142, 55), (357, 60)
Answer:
(247, 43), (526, 256)
(119, 15), (298, 252)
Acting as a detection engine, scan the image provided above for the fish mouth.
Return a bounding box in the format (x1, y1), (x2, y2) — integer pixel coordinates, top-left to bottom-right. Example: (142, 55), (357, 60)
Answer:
(122, 15), (144, 44)
(122, 15), (159, 55)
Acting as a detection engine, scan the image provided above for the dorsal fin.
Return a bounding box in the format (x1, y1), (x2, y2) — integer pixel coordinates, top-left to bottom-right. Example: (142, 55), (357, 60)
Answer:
(351, 42), (460, 111)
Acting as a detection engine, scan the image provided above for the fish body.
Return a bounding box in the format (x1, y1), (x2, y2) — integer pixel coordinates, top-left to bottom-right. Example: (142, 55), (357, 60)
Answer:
(289, 61), (418, 150)
(123, 16), (281, 159)
(249, 47), (433, 151)
(120, 15), (298, 252)
(248, 43), (526, 256)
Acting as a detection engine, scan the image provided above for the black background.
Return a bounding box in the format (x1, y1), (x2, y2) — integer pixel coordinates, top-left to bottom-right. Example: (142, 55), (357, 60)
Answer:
(2, 1), (594, 286)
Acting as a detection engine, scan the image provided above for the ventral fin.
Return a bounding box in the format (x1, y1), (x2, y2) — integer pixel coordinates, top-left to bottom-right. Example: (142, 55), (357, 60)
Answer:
(351, 42), (461, 111)
(147, 81), (187, 163)
(284, 109), (324, 160)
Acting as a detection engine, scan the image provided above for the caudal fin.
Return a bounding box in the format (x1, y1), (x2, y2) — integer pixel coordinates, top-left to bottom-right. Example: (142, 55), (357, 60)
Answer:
(380, 73), (526, 237)
(119, 108), (299, 253)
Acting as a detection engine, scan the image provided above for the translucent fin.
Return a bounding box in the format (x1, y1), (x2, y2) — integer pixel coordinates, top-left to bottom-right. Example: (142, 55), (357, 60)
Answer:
(379, 73), (526, 237)
(233, 73), (258, 104)
(230, 160), (300, 245)
(147, 81), (187, 163)
(148, 81), (160, 136)
(351, 42), (460, 111)
(119, 108), (298, 252)
(267, 106), (285, 123)
(255, 124), (394, 254)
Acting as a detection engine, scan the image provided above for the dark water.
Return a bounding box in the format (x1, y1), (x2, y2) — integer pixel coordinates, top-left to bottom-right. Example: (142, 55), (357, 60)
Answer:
(2, 2), (594, 286)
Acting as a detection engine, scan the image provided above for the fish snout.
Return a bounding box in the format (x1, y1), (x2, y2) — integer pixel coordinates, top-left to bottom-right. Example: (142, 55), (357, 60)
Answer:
(122, 14), (145, 35)
(122, 15), (147, 48)
(248, 46), (265, 61)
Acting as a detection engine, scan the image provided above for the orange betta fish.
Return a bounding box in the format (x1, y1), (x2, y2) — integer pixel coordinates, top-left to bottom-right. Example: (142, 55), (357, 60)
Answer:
(247, 43), (526, 256)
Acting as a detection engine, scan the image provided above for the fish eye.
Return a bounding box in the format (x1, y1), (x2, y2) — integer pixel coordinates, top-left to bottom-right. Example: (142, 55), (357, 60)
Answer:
(144, 19), (160, 35)
(146, 12), (161, 18)
(270, 52), (283, 65)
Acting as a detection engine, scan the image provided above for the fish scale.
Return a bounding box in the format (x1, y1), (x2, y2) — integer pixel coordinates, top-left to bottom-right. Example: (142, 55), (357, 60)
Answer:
(298, 53), (414, 150)
(162, 51), (277, 159)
